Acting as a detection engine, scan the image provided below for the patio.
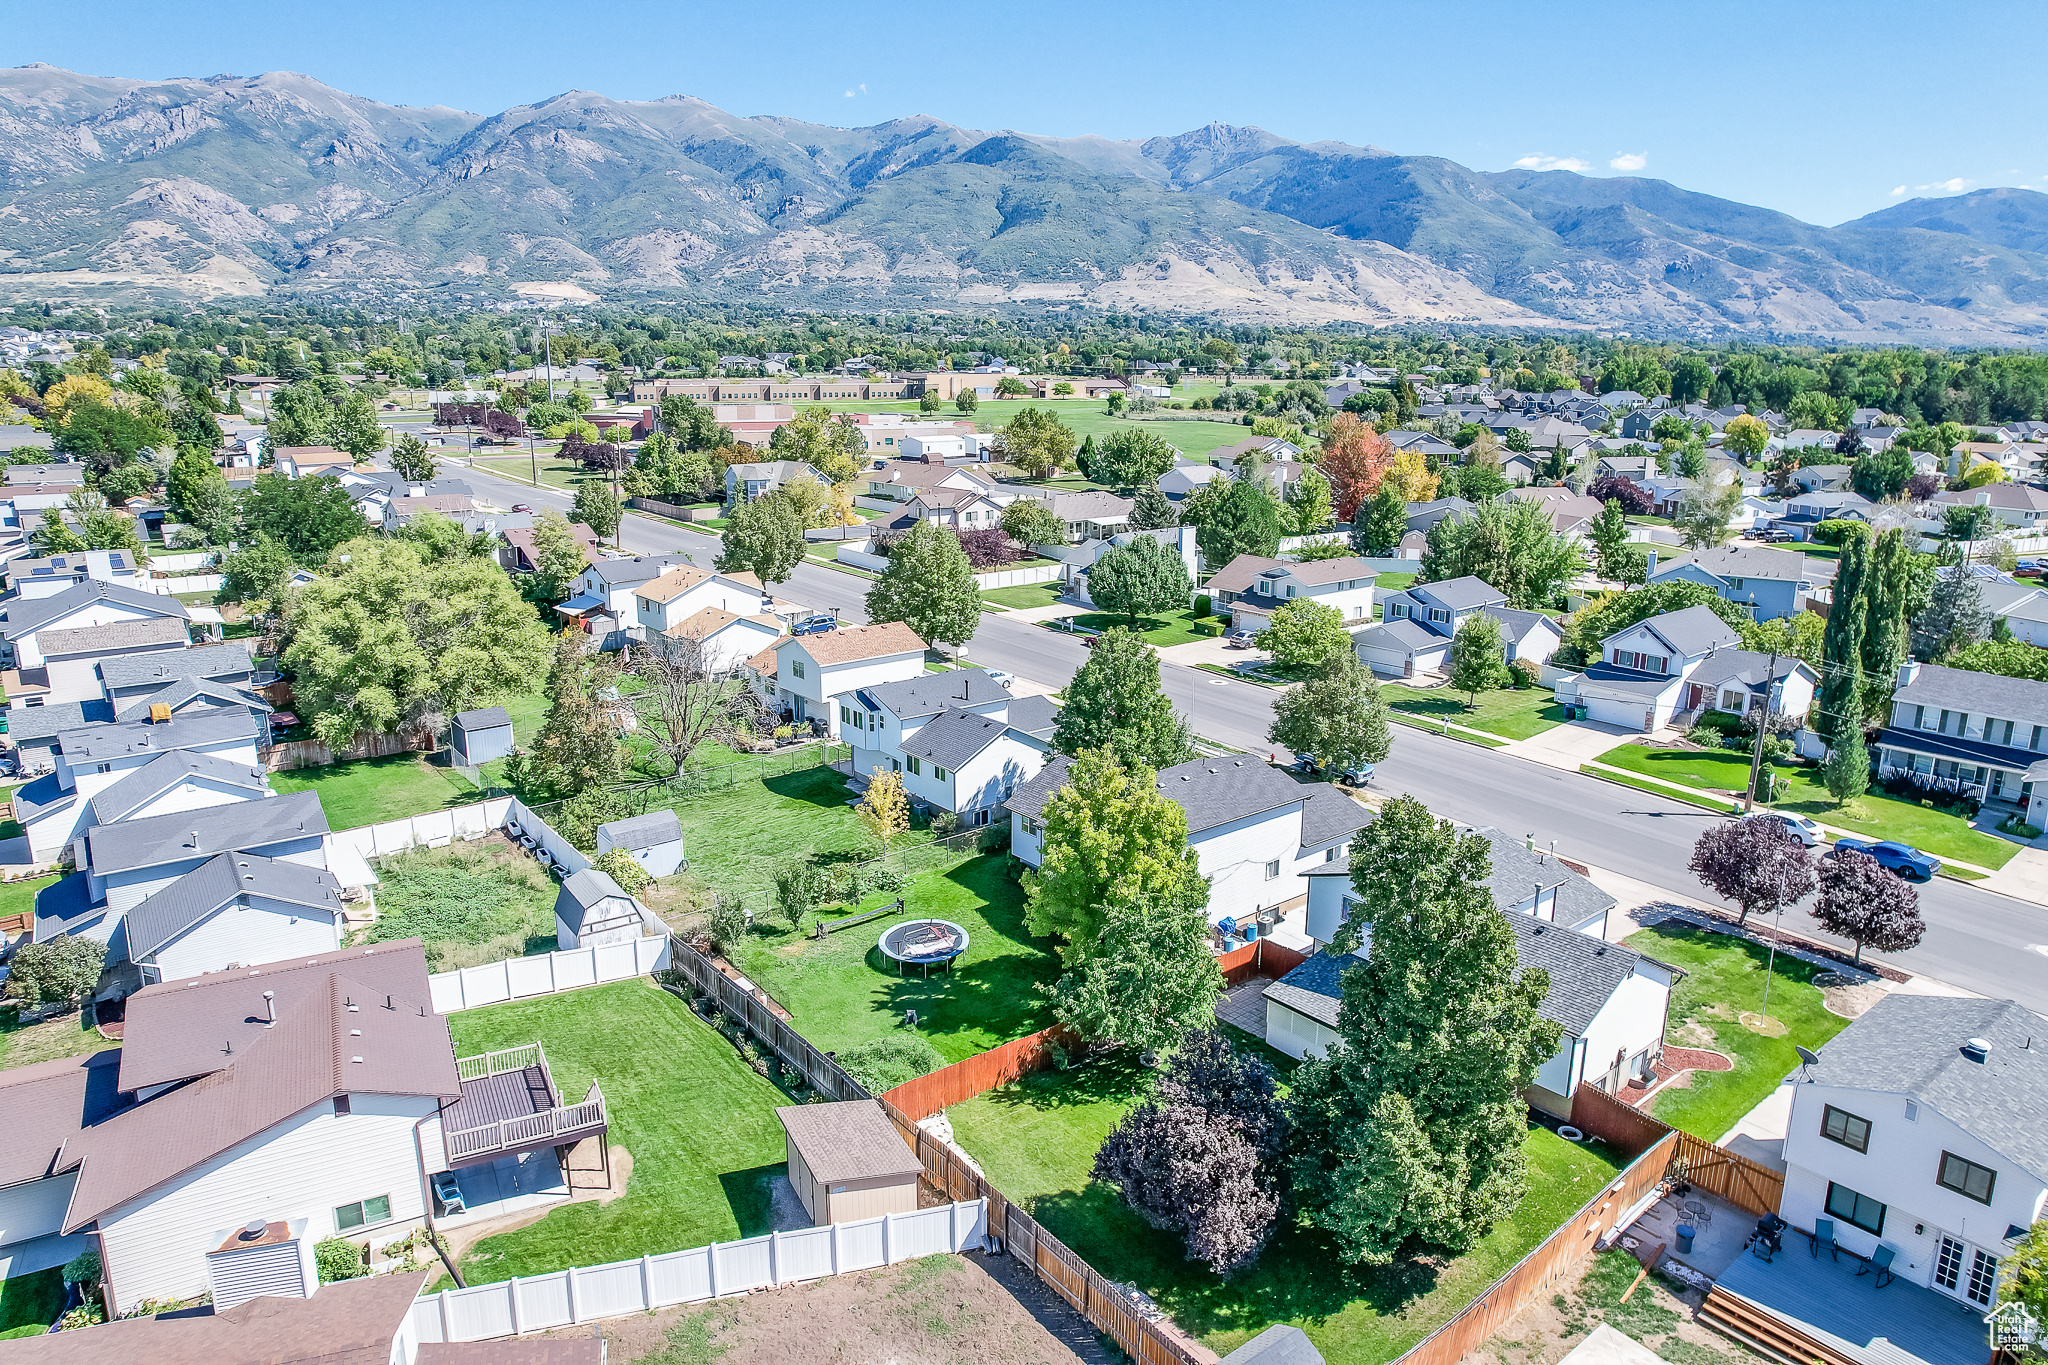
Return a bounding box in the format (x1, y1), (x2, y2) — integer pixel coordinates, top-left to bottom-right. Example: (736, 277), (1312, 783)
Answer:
(1708, 1232), (1996, 1365)
(1619, 1187), (1751, 1280)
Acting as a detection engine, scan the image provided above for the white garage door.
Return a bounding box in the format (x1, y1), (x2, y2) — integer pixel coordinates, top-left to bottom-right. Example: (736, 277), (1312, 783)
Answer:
(1580, 690), (1654, 731)
(1357, 643), (1412, 676)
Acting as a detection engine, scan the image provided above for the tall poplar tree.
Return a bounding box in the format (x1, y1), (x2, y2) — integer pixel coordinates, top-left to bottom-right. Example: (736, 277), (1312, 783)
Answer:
(1859, 527), (1910, 723)
(1816, 526), (1869, 747)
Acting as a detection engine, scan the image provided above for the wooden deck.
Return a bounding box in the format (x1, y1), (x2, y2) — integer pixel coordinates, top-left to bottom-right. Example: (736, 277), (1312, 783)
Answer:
(444, 1065), (557, 1130)
(1709, 1238), (1994, 1365)
(441, 1052), (608, 1169)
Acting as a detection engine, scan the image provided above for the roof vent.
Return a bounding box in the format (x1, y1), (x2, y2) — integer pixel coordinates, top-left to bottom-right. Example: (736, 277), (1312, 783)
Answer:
(262, 990), (276, 1027)
(239, 1219), (268, 1241)
(1961, 1037), (1991, 1063)
(350, 1056), (363, 1064)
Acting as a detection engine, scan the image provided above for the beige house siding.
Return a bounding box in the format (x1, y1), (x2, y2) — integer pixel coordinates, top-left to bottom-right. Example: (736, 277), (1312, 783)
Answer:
(825, 1174), (919, 1224)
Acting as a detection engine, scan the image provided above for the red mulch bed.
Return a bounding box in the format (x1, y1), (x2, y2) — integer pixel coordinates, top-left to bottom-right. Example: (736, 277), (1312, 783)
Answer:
(1617, 1045), (1732, 1107)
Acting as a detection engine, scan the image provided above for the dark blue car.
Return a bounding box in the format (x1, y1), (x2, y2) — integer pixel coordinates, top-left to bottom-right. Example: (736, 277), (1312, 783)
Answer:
(791, 614), (839, 636)
(1828, 838), (1941, 880)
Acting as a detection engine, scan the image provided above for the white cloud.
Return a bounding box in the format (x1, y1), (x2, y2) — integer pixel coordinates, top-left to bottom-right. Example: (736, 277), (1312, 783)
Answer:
(844, 82), (867, 97)
(1917, 177), (1970, 194)
(1890, 185), (1907, 197)
(1609, 152), (1647, 172)
(1512, 154), (1590, 173)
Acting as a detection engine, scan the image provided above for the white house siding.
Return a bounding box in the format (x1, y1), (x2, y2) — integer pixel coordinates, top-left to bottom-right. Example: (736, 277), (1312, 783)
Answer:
(904, 735), (1045, 818)
(1009, 812), (1044, 867)
(692, 621), (780, 674)
(98, 834), (328, 917)
(1532, 1035), (1583, 1103)
(775, 651), (924, 736)
(94, 1093), (440, 1315)
(1575, 968), (1674, 1096)
(148, 899), (343, 981)
(1264, 998), (1339, 1060)
(15, 603), (174, 669)
(1193, 805), (1306, 928)
(635, 578), (769, 634)
(117, 778), (271, 825)
(59, 737), (261, 798)
(0, 1172), (77, 1249)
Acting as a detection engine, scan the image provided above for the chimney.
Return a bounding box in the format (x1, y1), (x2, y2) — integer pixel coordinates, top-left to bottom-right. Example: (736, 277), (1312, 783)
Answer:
(262, 991), (276, 1027)
(1898, 660), (1921, 689)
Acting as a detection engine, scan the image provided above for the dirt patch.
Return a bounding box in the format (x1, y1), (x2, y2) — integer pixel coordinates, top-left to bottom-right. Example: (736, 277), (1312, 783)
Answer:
(1737, 1012), (1788, 1037)
(537, 1250), (1117, 1365)
(1671, 1019), (1718, 1049)
(1468, 1246), (1766, 1365)
(439, 1140), (633, 1267)
(1817, 979), (1887, 1019)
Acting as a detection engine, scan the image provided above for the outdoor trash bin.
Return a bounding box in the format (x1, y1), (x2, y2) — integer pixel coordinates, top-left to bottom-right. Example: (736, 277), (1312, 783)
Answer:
(1676, 1225), (1695, 1254)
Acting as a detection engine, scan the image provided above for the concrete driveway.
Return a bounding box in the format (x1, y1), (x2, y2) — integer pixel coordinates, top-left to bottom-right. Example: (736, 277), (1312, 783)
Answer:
(1505, 718), (1647, 767)
(1156, 637), (1261, 669)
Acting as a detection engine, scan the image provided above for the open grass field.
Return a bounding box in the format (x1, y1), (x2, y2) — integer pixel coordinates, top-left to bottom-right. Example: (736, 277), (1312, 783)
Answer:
(949, 1058), (1625, 1363)
(1625, 922), (1853, 1140)
(981, 580), (1069, 610)
(1389, 686), (1565, 741)
(0, 1002), (110, 1072)
(447, 980), (793, 1283)
(469, 452), (586, 492)
(1593, 743), (2018, 869)
(729, 851), (1057, 1063)
(354, 837), (559, 971)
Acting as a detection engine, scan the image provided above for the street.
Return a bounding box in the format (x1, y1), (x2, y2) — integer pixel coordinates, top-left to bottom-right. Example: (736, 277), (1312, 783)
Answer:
(456, 457), (2048, 1011)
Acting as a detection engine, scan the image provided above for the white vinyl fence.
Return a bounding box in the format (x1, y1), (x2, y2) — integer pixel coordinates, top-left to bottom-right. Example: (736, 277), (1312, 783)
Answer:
(411, 1200), (989, 1344)
(331, 798), (516, 862)
(837, 544), (1063, 590)
(836, 546), (891, 572)
(428, 936), (669, 1013)
(505, 797), (591, 878)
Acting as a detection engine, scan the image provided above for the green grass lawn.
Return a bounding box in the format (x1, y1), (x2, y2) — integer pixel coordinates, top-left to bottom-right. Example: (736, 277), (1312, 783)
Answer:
(0, 1267), (63, 1338)
(0, 1003), (110, 1072)
(0, 875), (56, 928)
(1592, 743), (2019, 869)
(1624, 922), (1853, 1141)
(981, 580), (1069, 610)
(353, 840), (558, 972)
(1578, 764), (1735, 813)
(446, 981), (792, 1283)
(470, 452), (585, 492)
(270, 751), (480, 829)
(729, 852), (1057, 1063)
(1372, 571), (1416, 594)
(1389, 686), (1565, 740)
(666, 763), (931, 906)
(950, 1060), (1625, 1362)
(1070, 608), (1221, 648)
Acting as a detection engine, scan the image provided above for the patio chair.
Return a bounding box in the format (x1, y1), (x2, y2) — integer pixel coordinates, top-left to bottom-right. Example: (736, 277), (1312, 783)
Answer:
(1812, 1218), (1837, 1261)
(1857, 1244), (1897, 1288)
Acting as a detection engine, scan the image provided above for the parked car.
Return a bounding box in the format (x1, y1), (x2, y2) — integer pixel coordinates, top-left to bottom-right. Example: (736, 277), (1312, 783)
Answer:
(1759, 811), (1824, 846)
(1827, 838), (1941, 880)
(982, 669), (1014, 688)
(792, 614), (839, 636)
(511, 503), (532, 513)
(1224, 627), (1261, 649)
(2017, 559), (2043, 578)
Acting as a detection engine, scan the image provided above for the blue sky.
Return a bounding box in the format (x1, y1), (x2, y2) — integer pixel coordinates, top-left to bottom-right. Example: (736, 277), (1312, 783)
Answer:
(5, 0), (2040, 227)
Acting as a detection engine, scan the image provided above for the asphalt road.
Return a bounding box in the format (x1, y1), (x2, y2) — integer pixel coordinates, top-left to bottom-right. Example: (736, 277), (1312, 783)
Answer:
(456, 458), (2048, 1011)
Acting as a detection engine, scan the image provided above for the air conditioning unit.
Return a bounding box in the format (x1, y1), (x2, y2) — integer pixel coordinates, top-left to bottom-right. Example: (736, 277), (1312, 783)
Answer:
(205, 1216), (317, 1311)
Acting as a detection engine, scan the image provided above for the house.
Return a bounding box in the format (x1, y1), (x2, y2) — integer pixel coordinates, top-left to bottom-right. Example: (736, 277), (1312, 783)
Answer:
(631, 566), (777, 636)
(1792, 463), (1853, 493)
(1281, 832), (1671, 1117)
(862, 462), (1005, 506)
(897, 486), (1008, 531)
(123, 852), (346, 984)
(1159, 461), (1226, 500)
(498, 520), (600, 576)
(449, 707), (515, 767)
(1507, 486), (1605, 538)
(840, 669), (1057, 820)
(14, 616), (193, 707)
(897, 431), (995, 464)
(553, 554), (693, 635)
(777, 1100), (922, 1228)
(1873, 661), (2048, 810)
(725, 459), (828, 504)
(381, 494), (482, 534)
(1779, 487), (1876, 532)
(1054, 526), (1200, 602)
(554, 867), (651, 950)
(1404, 497), (1474, 537)
(659, 605), (786, 672)
(1778, 993), (2047, 1316)
(1679, 651), (1818, 725)
(1009, 754), (1370, 932)
(1, 461), (80, 485)
(1035, 490), (1134, 542)
(1, 579), (189, 673)
(1209, 436), (1303, 471)
(1354, 577), (1559, 678)
(1385, 431), (1462, 461)
(271, 446), (356, 479)
(1206, 555), (1378, 633)
(748, 621), (928, 736)
(1558, 605), (1743, 732)
(5, 550), (146, 599)
(1595, 454), (1659, 483)
(1927, 484), (2048, 531)
(1780, 428), (1842, 454)
(596, 810), (684, 878)
(14, 710), (266, 863)
(1647, 543), (1815, 621)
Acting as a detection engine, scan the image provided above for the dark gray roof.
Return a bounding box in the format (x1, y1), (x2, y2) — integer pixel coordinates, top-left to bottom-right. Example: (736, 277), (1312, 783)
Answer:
(124, 852), (343, 961)
(555, 868), (641, 935)
(1806, 994), (2048, 1184)
(1298, 785), (1371, 851)
(1149, 755), (1305, 834)
(112, 678), (271, 724)
(1006, 753), (1075, 821)
(586, 554), (690, 585)
(1005, 694), (1060, 738)
(1404, 497), (1474, 533)
(858, 668), (1011, 719)
(57, 708), (256, 762)
(1578, 662), (1684, 698)
(1355, 617), (1446, 651)
(1482, 607), (1559, 645)
(1616, 605), (1743, 658)
(12, 772), (75, 825)
(1651, 543), (1807, 584)
(89, 749), (271, 827)
(38, 617), (189, 658)
(1686, 650), (1813, 692)
(4, 699), (113, 745)
(1412, 575), (1507, 612)
(1, 580), (189, 640)
(453, 706), (512, 731)
(596, 810), (681, 850)
(98, 642), (253, 691)
(84, 790), (328, 877)
(1472, 827), (1617, 935)
(1221, 1324), (1326, 1365)
(1894, 662), (2048, 724)
(900, 708), (1030, 770)
(32, 872), (102, 942)
(1264, 950), (1351, 1028)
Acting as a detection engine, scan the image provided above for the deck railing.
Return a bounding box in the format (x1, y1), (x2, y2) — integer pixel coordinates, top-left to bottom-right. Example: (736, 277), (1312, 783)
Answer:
(455, 1041), (545, 1082)
(446, 1080), (606, 1163)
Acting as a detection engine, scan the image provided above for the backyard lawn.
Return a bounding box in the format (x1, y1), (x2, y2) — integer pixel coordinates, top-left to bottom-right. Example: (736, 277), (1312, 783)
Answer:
(949, 1058), (1625, 1363)
(1389, 685), (1565, 740)
(1593, 743), (2019, 869)
(354, 838), (559, 972)
(446, 980), (792, 1283)
(0, 1003), (110, 1072)
(665, 762), (933, 906)
(1068, 607), (1221, 648)
(270, 751), (480, 829)
(1624, 922), (1853, 1141)
(729, 851), (1058, 1063)
(0, 1267), (64, 1339)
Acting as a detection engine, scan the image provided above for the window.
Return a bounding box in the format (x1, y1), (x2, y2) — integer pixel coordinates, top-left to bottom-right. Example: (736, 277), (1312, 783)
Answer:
(333, 1094), (351, 1116)
(906, 756), (922, 776)
(1988, 717), (2016, 746)
(1821, 1104), (1871, 1153)
(1427, 606), (1451, 624)
(1264, 859), (1281, 880)
(1285, 584), (1297, 598)
(840, 705), (854, 726)
(1825, 1182), (1886, 1235)
(1938, 1152), (1997, 1204)
(1904, 1099), (1919, 1122)
(334, 1194), (392, 1231)
(934, 767), (948, 781)
(791, 659), (805, 679)
(96, 763), (112, 774)
(1390, 601), (1408, 618)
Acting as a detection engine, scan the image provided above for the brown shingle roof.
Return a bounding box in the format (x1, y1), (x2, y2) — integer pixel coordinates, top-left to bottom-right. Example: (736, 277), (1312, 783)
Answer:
(783, 621), (925, 665)
(664, 606), (781, 642)
(0, 1049), (125, 1189)
(1204, 554), (1287, 594)
(777, 1100), (923, 1184)
(637, 566), (713, 603)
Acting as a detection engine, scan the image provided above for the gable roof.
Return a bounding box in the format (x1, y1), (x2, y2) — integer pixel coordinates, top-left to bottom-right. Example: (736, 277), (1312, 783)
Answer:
(98, 640), (253, 691)
(58, 707), (257, 762)
(783, 620), (926, 665)
(38, 616), (189, 658)
(125, 852), (344, 962)
(1686, 649), (1814, 692)
(777, 1100), (922, 1185)
(1651, 543), (1807, 584)
(84, 788), (328, 878)
(1299, 784), (1371, 851)
(1005, 694), (1060, 739)
(1470, 828), (1618, 939)
(597, 810), (682, 850)
(113, 677), (271, 724)
(2, 578), (190, 640)
(1411, 575), (1507, 612)
(89, 749), (270, 827)
(4, 698), (114, 745)
(1610, 605), (1743, 658)
(584, 554), (691, 585)
(0, 1049), (128, 1191)
(858, 667), (1010, 719)
(636, 566), (715, 602)
(1041, 490), (1134, 519)
(1893, 662), (2048, 723)
(453, 706), (511, 731)
(556, 868), (642, 935)
(900, 707), (1033, 770)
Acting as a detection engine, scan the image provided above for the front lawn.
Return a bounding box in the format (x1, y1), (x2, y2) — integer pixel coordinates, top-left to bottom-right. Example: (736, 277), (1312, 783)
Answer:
(469, 453), (585, 492)
(728, 851), (1058, 1062)
(1390, 686), (1565, 740)
(1624, 922), (1853, 1141)
(354, 838), (558, 972)
(981, 580), (1068, 610)
(0, 1267), (63, 1338)
(446, 980), (792, 1283)
(269, 751), (480, 830)
(1592, 743), (2019, 869)
(1069, 607), (1221, 648)
(949, 1060), (1624, 1363)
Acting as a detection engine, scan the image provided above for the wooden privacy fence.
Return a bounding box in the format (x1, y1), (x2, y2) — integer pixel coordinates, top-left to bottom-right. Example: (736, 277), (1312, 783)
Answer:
(660, 935), (872, 1103)
(1215, 937), (1308, 988)
(1570, 1084), (1785, 1218)
(1568, 1081), (1681, 1160)
(881, 1024), (1079, 1122)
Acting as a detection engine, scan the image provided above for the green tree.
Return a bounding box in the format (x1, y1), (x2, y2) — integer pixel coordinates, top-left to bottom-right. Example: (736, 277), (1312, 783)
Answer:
(1911, 546), (1991, 661)
(918, 389), (943, 414)
(1087, 535), (1192, 626)
(1128, 485), (1178, 531)
(1196, 480), (1284, 568)
(1091, 428), (1177, 488)
(526, 629), (626, 796)
(4, 935), (106, 1009)
(266, 380), (331, 448)
(1268, 652), (1392, 773)
(1421, 497), (1585, 609)
(1202, 338), (1240, 374)
(1350, 484), (1408, 557)
(167, 445), (223, 516)
(528, 509), (591, 599)
(865, 519), (981, 648)
(327, 388), (386, 462)
(1001, 497), (1067, 548)
(244, 473), (367, 562)
(768, 407), (867, 483)
(1284, 467), (1334, 535)
(1997, 1223), (2048, 1356)
(1587, 498), (1632, 581)
(1823, 724), (1870, 805)
(657, 394), (730, 449)
(954, 389), (978, 414)
(1051, 894), (1221, 1053)
(389, 432), (438, 483)
(1741, 611), (1827, 669)
(1447, 612), (1510, 706)
(31, 506), (84, 555)
(592, 847), (653, 896)
(1852, 447), (1914, 501)
(1817, 527), (1870, 747)
(1257, 599), (1351, 671)
(1287, 795), (1560, 1266)
(716, 491), (806, 586)
(1670, 355), (1713, 404)
(1024, 748), (1208, 961)
(629, 432), (716, 503)
(1000, 406), (1079, 480)
(1721, 414), (1770, 461)
(219, 536), (298, 605)
(572, 479), (622, 542)
(1859, 528), (1911, 721)
(1675, 481), (1742, 550)
(1052, 627), (1196, 771)
(1560, 581), (1754, 667)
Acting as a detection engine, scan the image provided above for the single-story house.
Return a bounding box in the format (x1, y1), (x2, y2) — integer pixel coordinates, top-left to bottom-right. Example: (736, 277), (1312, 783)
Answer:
(595, 810), (685, 879)
(1353, 576), (1558, 678)
(1647, 543), (1815, 621)
(659, 605), (786, 673)
(726, 459), (828, 504)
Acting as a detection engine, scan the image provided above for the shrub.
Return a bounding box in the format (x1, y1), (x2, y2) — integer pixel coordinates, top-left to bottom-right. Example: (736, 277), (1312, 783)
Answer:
(315, 1238), (366, 1284)
(771, 853), (830, 932)
(930, 809), (962, 837)
(61, 1250), (101, 1289)
(5, 936), (106, 1008)
(1193, 594), (1212, 619)
(704, 897), (748, 955)
(836, 1034), (946, 1094)
(591, 847), (652, 896)
(1509, 658), (1539, 688)
(556, 787), (625, 851)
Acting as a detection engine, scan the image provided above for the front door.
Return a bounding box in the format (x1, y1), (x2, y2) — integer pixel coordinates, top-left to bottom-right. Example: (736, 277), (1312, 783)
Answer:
(1934, 1234), (1999, 1308)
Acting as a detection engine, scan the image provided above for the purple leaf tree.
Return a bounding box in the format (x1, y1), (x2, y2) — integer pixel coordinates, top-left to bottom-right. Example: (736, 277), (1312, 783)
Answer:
(1812, 847), (1925, 966)
(1688, 817), (1816, 928)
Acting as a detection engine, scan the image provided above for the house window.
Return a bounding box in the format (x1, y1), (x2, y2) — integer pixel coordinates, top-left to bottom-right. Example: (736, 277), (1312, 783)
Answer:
(1285, 584), (1297, 597)
(1824, 1182), (1886, 1235)
(1821, 1104), (1871, 1153)
(1390, 601), (1408, 618)
(907, 756), (922, 776)
(791, 660), (805, 679)
(334, 1194), (393, 1232)
(1264, 859), (1280, 880)
(1987, 718), (2015, 746)
(96, 763), (112, 774)
(1427, 607), (1450, 624)
(333, 1094), (351, 1116)
(1258, 579), (1273, 595)
(1938, 1152), (1997, 1204)
(934, 766), (948, 781)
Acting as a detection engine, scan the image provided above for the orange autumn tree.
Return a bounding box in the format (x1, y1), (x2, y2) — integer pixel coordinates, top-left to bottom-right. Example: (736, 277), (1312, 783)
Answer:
(1317, 413), (1396, 522)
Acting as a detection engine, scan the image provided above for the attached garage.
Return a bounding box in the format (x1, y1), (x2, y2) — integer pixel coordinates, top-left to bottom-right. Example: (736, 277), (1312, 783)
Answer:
(1569, 672), (1682, 733)
(777, 1100), (923, 1228)
(1352, 619), (1450, 679)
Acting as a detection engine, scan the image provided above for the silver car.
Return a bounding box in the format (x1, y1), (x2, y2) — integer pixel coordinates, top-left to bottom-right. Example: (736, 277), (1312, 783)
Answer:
(1759, 811), (1823, 846)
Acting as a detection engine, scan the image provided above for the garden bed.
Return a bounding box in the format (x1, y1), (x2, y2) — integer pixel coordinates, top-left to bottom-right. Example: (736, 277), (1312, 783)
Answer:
(352, 836), (559, 972)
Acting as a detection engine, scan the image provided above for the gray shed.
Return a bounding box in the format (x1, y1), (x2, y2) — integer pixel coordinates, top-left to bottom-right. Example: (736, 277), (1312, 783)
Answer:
(450, 706), (515, 766)
(554, 868), (646, 950)
(595, 810), (685, 879)
(1222, 1325), (1324, 1364)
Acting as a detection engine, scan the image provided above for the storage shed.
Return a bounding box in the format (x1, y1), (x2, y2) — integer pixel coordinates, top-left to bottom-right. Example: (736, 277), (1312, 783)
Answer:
(776, 1100), (922, 1227)
(595, 810), (685, 878)
(553, 868), (646, 950)
(450, 706), (515, 767)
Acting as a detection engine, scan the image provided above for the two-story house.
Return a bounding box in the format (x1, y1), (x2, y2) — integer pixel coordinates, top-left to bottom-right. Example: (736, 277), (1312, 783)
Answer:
(1207, 555), (1378, 634)
(1780, 994), (2046, 1315)
(1559, 605), (1743, 732)
(1008, 754), (1369, 933)
(1874, 661), (2048, 810)
(15, 711), (265, 862)
(1926, 484), (2048, 532)
(5, 550), (146, 600)
(1060, 527), (1202, 604)
(862, 462), (1006, 506)
(746, 621), (928, 736)
(1, 580), (190, 675)
(554, 554), (693, 638)
(725, 459), (828, 504)
(838, 669), (1058, 820)
(631, 566), (779, 636)
(1352, 576), (1561, 679)
(1647, 543), (1815, 621)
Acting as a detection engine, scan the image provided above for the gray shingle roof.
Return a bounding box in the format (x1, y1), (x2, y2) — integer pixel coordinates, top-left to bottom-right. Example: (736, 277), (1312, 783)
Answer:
(124, 852), (343, 961)
(5, 699), (113, 745)
(1483, 607), (1558, 646)
(1355, 617), (1446, 651)
(453, 706), (511, 731)
(84, 789), (328, 877)
(1471, 828), (1617, 936)
(899, 708), (1021, 770)
(89, 749), (270, 827)
(555, 868), (642, 935)
(1298, 785), (1371, 851)
(586, 554), (691, 585)
(857, 668), (1010, 719)
(1893, 662), (2048, 725)
(1006, 753), (1074, 821)
(97, 641), (253, 691)
(1005, 694), (1060, 738)
(1806, 994), (2048, 1184)
(1617, 605), (1744, 658)
(1, 579), (189, 641)
(776, 1100), (923, 1184)
(57, 708), (256, 761)
(1686, 650), (1812, 692)
(1651, 543), (1807, 584)
(1413, 576), (1507, 612)
(38, 617), (190, 658)
(597, 810), (681, 850)
(112, 679), (271, 724)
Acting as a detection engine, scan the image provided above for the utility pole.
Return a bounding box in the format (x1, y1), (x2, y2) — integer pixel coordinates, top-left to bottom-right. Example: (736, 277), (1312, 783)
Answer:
(1744, 649), (1780, 812)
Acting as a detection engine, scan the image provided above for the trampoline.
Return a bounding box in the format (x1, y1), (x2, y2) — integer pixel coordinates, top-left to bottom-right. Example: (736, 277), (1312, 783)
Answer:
(879, 918), (971, 976)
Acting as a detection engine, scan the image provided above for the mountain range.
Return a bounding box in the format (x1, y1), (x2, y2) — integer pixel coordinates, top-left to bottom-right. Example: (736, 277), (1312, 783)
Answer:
(3, 64), (2047, 343)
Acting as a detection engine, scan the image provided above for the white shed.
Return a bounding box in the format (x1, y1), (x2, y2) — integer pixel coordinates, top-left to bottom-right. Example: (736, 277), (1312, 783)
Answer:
(594, 810), (685, 879)
(553, 868), (648, 950)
